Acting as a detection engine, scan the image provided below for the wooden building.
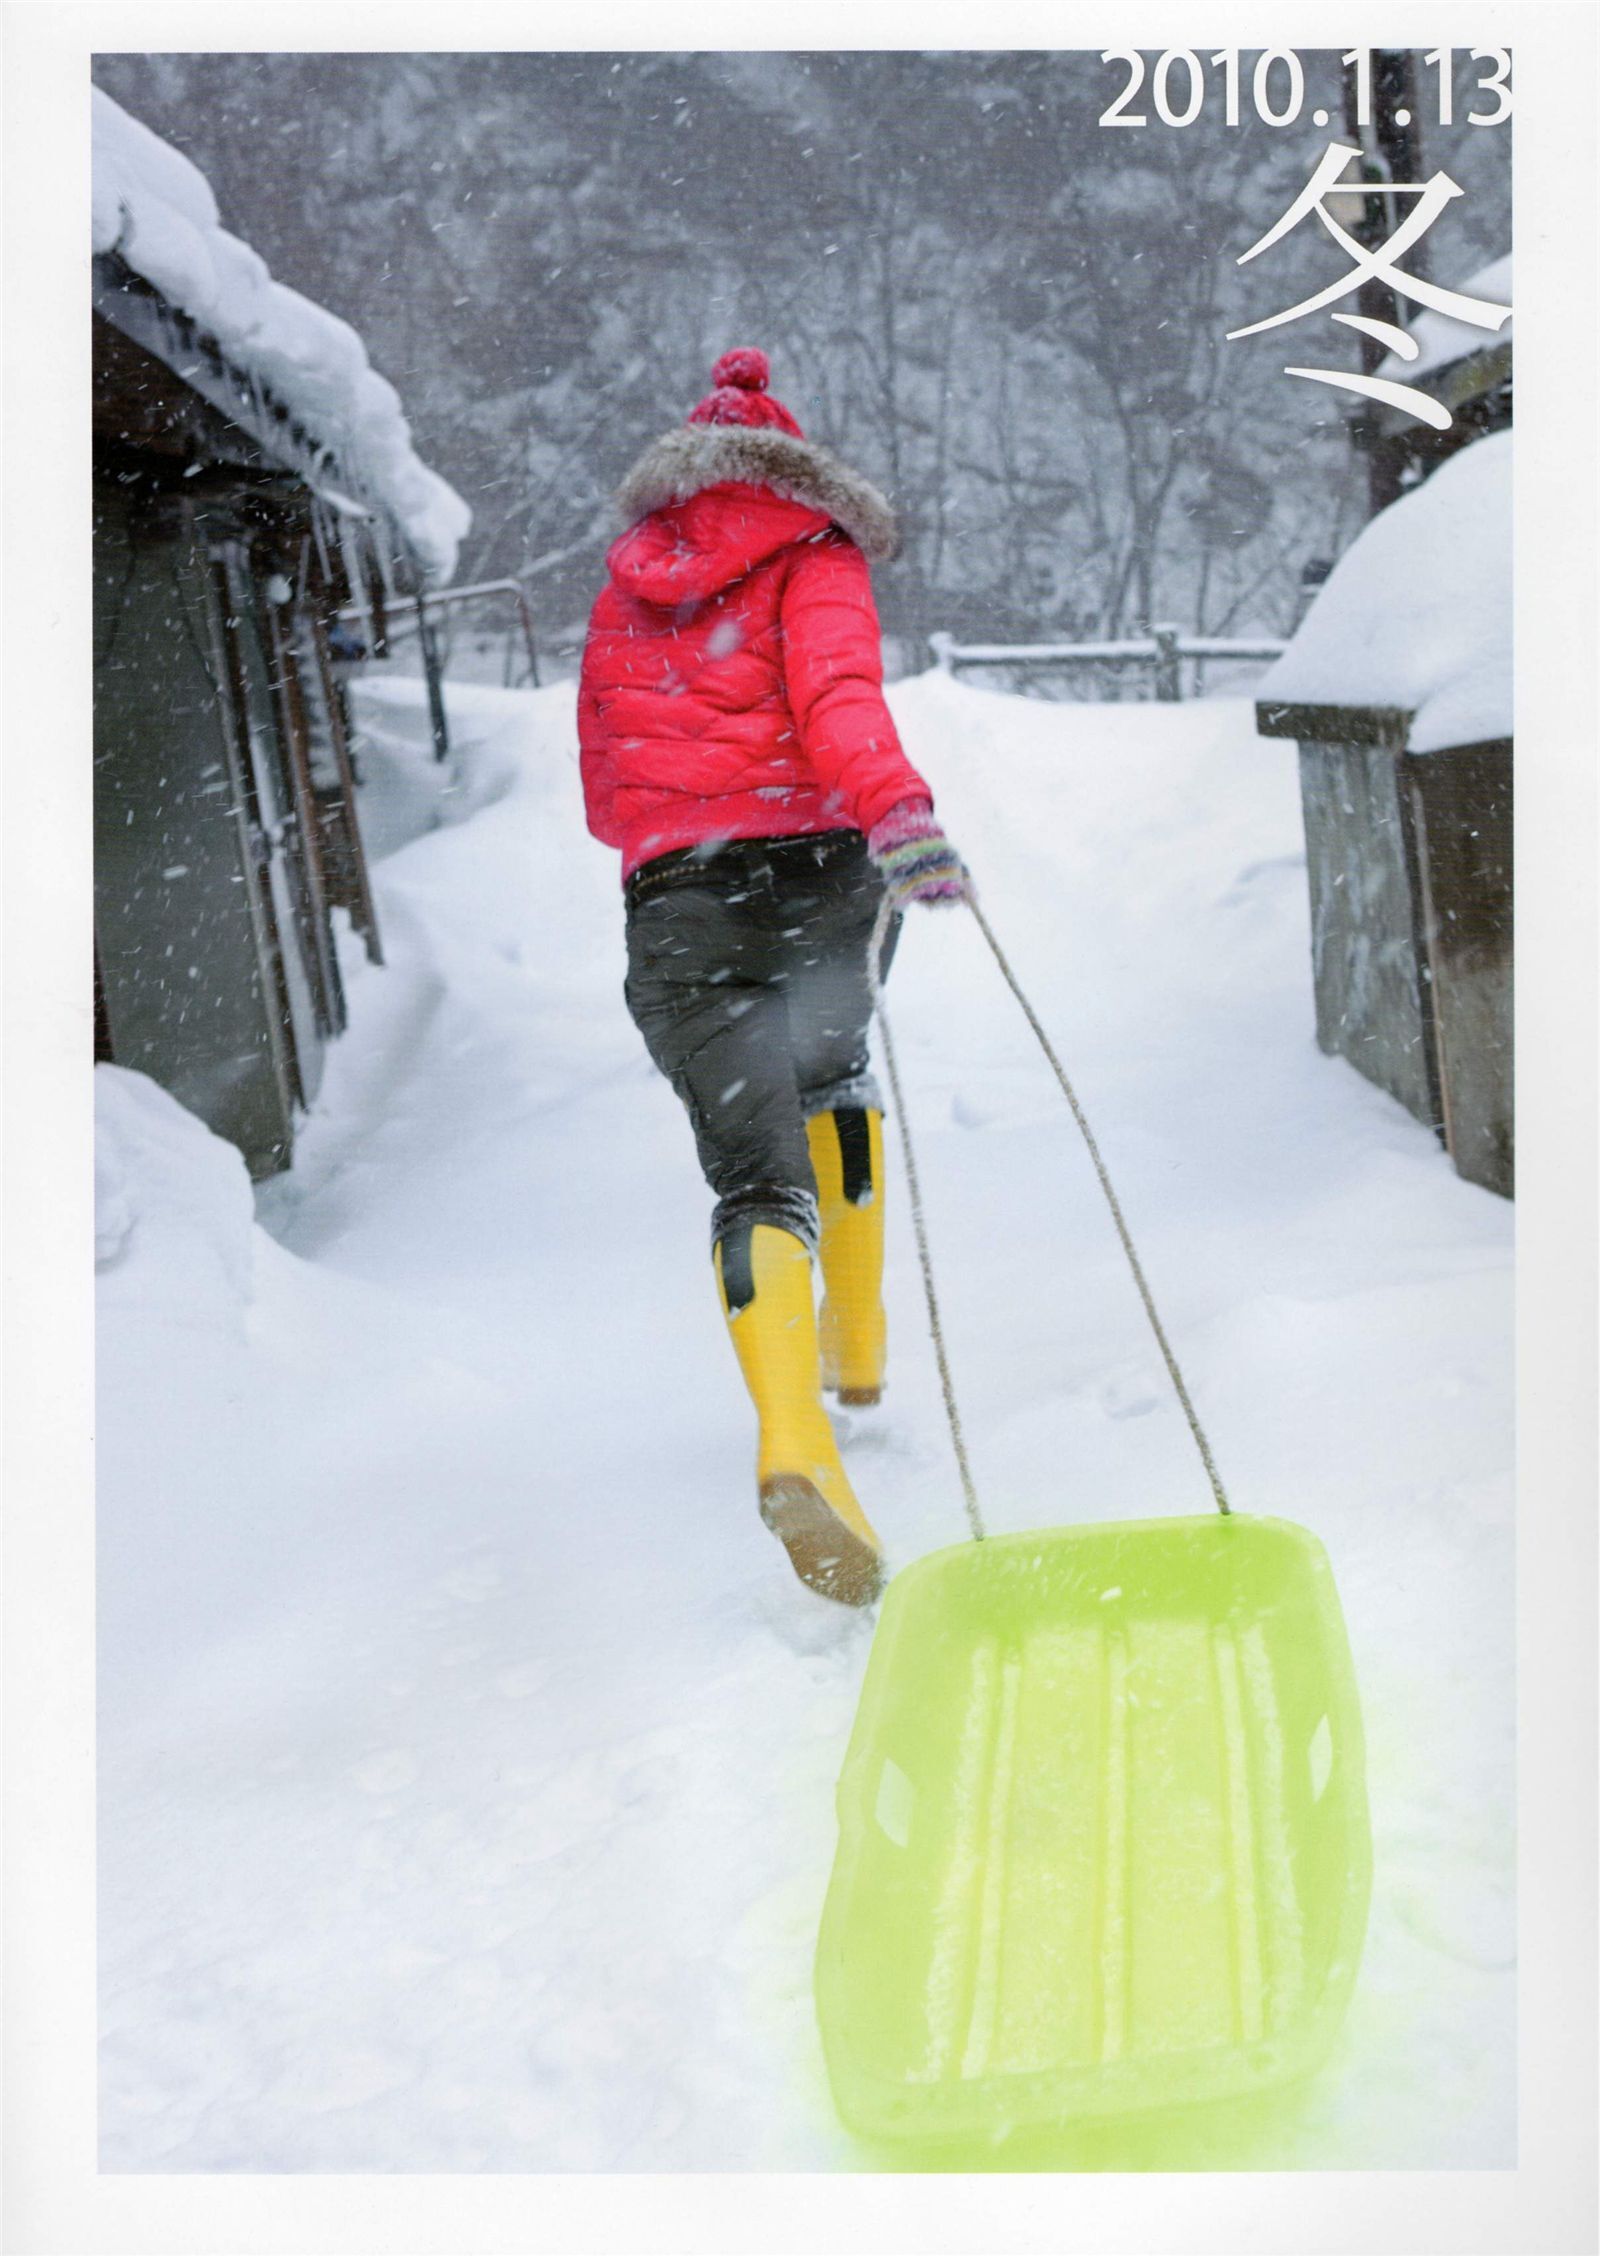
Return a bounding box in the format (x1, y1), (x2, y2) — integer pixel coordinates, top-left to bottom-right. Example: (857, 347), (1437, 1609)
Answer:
(1255, 247), (1514, 1200)
(92, 93), (465, 1178)
(1254, 700), (1512, 1198)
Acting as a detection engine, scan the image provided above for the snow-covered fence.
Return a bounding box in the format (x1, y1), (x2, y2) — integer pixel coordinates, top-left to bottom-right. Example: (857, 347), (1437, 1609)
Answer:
(928, 627), (1287, 701)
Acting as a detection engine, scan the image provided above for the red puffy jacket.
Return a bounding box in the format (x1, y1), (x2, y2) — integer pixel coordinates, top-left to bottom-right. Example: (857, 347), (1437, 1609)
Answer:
(578, 423), (932, 880)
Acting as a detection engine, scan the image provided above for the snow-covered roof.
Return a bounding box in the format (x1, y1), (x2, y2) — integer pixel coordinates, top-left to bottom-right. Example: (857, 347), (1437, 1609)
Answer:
(1259, 429), (1510, 753)
(92, 89), (470, 584)
(1379, 252), (1512, 383)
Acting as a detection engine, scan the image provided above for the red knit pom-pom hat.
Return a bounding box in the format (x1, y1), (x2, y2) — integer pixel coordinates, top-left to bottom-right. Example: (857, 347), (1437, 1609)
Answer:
(687, 348), (804, 438)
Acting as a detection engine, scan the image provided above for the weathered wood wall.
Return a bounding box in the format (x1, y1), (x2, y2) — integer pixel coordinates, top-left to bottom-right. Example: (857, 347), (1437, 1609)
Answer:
(94, 481), (304, 1173)
(1404, 742), (1513, 1198)
(1295, 732), (1443, 1136)
(1258, 701), (1513, 1200)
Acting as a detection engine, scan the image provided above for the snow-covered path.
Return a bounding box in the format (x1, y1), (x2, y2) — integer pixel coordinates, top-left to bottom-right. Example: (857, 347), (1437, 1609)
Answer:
(96, 673), (1514, 2170)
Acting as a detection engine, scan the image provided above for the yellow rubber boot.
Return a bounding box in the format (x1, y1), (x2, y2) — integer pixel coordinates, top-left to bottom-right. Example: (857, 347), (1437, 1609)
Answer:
(716, 1224), (886, 1607)
(806, 1108), (888, 1406)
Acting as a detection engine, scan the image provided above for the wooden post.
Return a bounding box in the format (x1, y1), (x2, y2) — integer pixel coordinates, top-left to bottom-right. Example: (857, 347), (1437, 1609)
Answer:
(416, 591), (451, 764)
(369, 572), (390, 661)
(514, 585), (541, 687)
(309, 612), (384, 968)
(1151, 625), (1181, 702)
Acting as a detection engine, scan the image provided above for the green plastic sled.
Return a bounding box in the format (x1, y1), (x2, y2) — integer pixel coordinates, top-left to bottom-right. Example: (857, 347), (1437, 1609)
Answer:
(815, 1514), (1371, 2156)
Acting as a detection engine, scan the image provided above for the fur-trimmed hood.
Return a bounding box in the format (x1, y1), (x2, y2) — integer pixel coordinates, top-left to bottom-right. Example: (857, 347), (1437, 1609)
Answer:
(614, 422), (899, 564)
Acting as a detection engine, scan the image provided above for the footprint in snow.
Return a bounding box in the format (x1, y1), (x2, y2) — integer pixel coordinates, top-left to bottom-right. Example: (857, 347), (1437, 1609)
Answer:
(833, 1408), (887, 1450)
(1220, 853), (1306, 907)
(834, 1405), (927, 1457)
(1101, 1367), (1163, 1420)
(494, 1659), (554, 1701)
(754, 1572), (879, 1657)
(352, 1748), (420, 1796)
(440, 1557), (504, 1604)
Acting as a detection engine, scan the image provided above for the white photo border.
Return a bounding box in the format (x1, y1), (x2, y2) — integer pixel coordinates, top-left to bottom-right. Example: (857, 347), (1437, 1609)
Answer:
(3, 3), (1593, 2250)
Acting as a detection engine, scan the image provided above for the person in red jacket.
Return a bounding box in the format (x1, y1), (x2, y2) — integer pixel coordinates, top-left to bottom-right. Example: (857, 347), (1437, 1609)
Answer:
(579, 349), (970, 1606)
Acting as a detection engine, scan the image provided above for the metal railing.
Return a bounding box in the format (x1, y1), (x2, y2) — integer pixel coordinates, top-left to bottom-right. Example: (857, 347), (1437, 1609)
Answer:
(337, 578), (542, 764)
(339, 578), (541, 687)
(929, 626), (1286, 701)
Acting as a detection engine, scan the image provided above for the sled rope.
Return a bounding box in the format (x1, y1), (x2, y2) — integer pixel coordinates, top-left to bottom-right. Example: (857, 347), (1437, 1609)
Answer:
(967, 899), (1232, 1517)
(870, 893), (1231, 1529)
(871, 966), (988, 1544)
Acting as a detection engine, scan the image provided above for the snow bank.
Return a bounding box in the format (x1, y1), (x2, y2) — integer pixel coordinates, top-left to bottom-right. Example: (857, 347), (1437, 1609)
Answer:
(96, 1064), (255, 1320)
(98, 675), (1513, 2171)
(92, 88), (470, 584)
(1380, 251), (1512, 381)
(1258, 431), (1511, 752)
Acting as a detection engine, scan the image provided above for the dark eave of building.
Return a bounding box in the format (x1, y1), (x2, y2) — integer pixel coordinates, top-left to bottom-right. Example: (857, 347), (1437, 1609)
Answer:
(1255, 701), (1414, 748)
(92, 250), (386, 534)
(94, 306), (281, 479)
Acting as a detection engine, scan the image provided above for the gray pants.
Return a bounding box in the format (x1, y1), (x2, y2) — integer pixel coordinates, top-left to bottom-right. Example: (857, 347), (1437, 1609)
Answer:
(623, 830), (898, 1263)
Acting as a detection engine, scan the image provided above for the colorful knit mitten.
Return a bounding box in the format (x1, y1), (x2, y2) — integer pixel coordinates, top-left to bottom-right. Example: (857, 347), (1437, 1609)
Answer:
(867, 799), (973, 909)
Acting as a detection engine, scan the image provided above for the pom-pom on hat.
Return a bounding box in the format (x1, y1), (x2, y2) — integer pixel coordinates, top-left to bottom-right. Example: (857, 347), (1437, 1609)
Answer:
(687, 348), (804, 438)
